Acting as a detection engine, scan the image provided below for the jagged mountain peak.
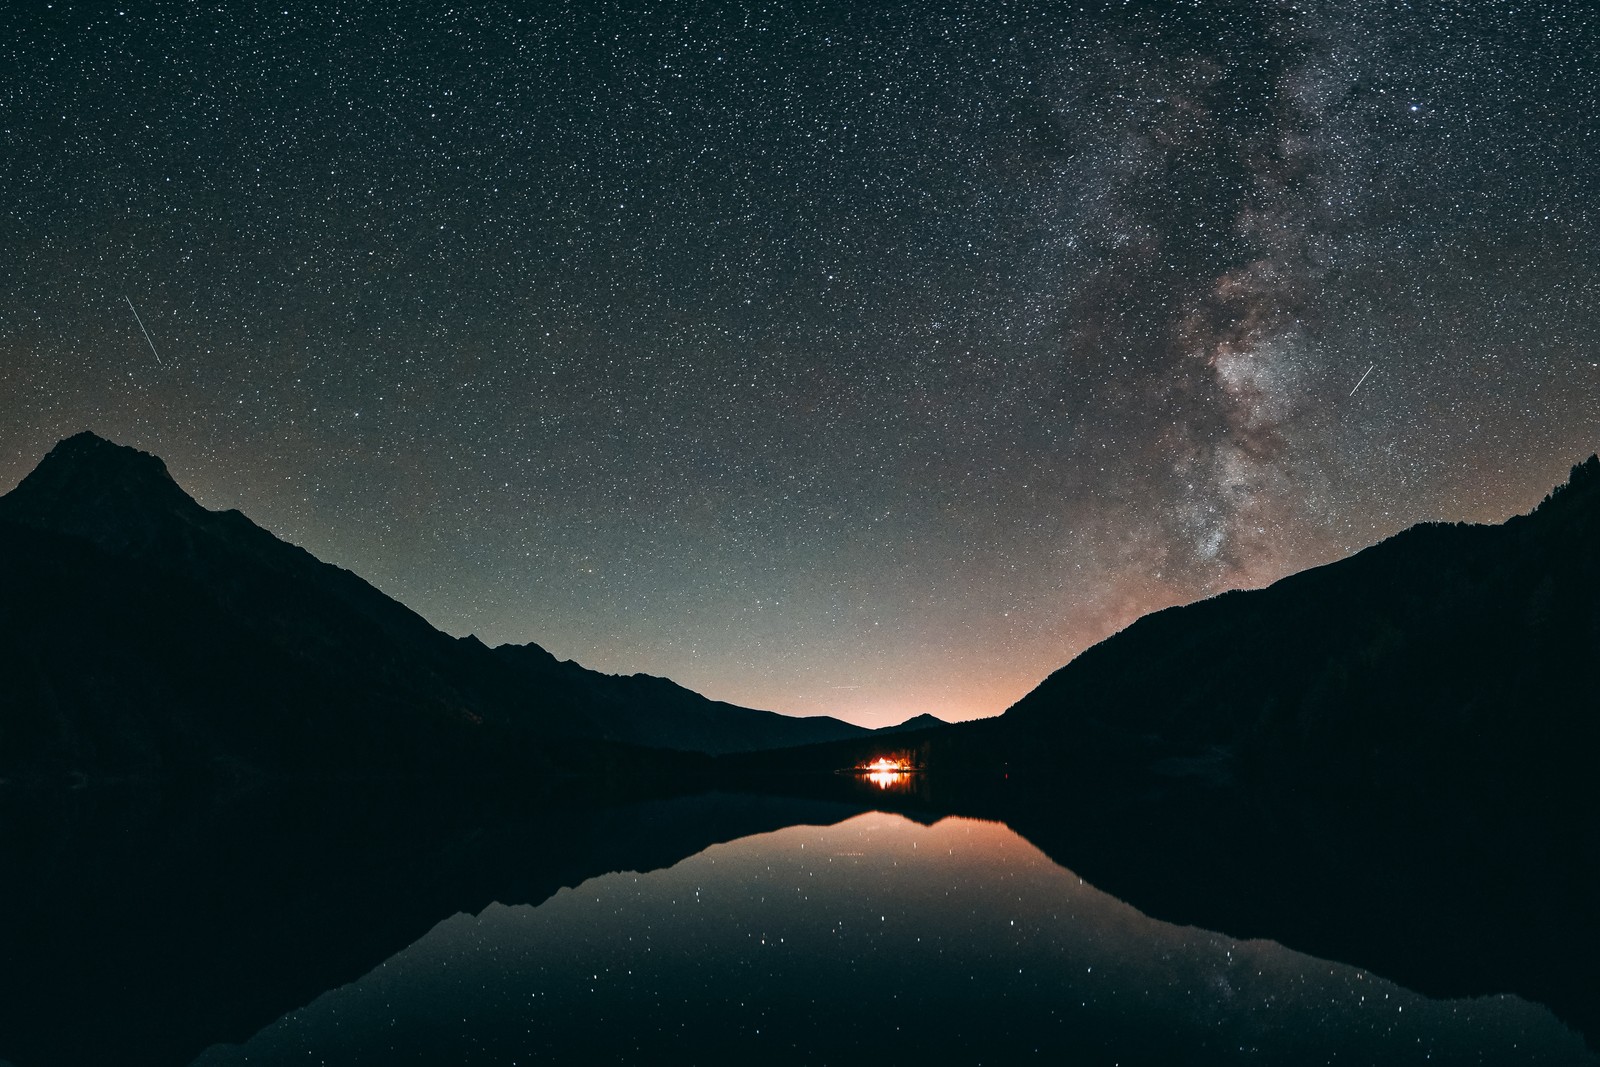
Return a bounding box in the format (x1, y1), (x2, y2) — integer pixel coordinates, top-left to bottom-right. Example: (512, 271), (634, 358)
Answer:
(0, 432), (204, 548)
(22, 431), (180, 491)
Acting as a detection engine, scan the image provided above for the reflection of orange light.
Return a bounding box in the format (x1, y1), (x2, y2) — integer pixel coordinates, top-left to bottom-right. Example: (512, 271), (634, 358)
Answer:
(866, 769), (906, 789)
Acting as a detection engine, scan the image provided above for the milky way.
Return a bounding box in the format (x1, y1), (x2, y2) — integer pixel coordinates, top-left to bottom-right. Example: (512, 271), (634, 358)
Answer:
(3, 2), (1597, 725)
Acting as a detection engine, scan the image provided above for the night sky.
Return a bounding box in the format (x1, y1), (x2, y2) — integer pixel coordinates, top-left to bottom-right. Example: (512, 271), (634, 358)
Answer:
(4, 1), (1597, 727)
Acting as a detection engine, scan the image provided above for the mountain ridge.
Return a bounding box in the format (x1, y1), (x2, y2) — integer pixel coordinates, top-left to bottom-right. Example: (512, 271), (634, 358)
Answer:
(995, 452), (1600, 792)
(0, 433), (871, 781)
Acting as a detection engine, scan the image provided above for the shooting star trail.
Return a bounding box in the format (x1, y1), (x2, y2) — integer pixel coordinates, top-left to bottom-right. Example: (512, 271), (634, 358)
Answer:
(1349, 363), (1375, 396)
(124, 296), (165, 366)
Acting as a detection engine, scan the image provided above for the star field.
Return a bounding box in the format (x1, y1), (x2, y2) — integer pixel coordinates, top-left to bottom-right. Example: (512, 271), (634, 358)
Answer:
(3, 1), (1598, 725)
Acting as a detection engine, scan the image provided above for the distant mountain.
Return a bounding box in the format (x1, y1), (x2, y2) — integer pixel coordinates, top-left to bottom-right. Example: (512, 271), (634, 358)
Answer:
(880, 712), (949, 733)
(0, 433), (861, 782)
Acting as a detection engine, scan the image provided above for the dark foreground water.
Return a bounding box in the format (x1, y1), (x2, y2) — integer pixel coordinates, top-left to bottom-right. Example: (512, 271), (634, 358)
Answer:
(188, 811), (1591, 1066)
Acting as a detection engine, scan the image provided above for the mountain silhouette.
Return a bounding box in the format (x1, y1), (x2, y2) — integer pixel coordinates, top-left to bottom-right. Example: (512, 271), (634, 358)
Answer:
(0, 433), (864, 783)
(997, 453), (1600, 802)
(879, 712), (949, 733)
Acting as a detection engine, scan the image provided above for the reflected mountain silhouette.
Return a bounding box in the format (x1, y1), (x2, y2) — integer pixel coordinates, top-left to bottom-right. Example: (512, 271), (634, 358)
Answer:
(749, 770), (1600, 1053)
(0, 783), (870, 1067)
(1, 777), (1595, 1066)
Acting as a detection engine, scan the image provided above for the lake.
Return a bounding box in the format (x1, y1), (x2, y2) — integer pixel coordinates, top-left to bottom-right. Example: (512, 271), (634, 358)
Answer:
(184, 808), (1592, 1066)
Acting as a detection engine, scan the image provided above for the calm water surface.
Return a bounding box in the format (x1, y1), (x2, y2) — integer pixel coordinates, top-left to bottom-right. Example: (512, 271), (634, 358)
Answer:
(192, 812), (1593, 1065)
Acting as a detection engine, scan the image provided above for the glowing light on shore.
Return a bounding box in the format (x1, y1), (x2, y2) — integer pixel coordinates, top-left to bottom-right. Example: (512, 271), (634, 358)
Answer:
(858, 756), (914, 790)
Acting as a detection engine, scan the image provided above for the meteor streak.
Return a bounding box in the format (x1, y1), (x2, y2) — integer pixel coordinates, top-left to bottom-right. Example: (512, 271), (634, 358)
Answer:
(1349, 363), (1375, 396)
(124, 296), (165, 366)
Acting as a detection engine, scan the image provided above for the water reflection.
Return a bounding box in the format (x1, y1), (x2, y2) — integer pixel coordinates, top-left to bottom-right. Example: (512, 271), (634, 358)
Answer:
(864, 769), (911, 790)
(193, 812), (1593, 1066)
